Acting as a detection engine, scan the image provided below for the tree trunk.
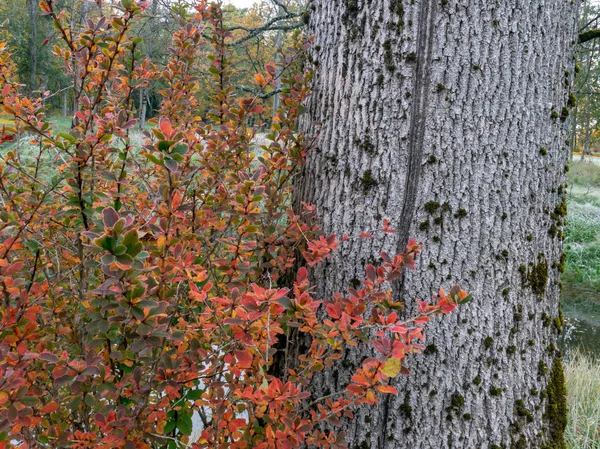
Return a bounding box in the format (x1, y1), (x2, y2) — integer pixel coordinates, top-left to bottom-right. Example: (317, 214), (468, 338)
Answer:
(296, 1), (578, 448)
(62, 89), (69, 119)
(582, 42), (596, 161)
(570, 102), (578, 161)
(138, 0), (159, 129)
(26, 0), (38, 93)
(139, 87), (147, 129)
(272, 4), (285, 117)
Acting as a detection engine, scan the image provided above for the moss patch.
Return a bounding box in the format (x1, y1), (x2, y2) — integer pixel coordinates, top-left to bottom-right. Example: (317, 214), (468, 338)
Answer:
(360, 169), (378, 194)
(454, 208), (467, 219)
(383, 40), (395, 73)
(424, 201), (440, 214)
(520, 255), (549, 297)
(542, 356), (567, 449)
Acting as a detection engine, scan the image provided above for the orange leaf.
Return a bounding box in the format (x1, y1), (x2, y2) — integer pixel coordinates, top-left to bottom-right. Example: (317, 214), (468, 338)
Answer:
(40, 402), (59, 414)
(376, 385), (398, 394)
(234, 350), (253, 369)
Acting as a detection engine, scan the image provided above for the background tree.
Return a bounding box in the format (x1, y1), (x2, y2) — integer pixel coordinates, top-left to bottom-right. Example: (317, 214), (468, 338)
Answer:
(296, 1), (579, 448)
(572, 1), (600, 160)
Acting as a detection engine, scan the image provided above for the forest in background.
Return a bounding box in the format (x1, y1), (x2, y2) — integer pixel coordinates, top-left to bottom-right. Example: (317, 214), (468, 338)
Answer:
(0, 0), (307, 128)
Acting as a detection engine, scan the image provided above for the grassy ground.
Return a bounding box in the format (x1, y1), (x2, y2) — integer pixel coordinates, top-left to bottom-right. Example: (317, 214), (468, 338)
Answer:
(0, 114), (71, 130)
(564, 161), (600, 448)
(563, 161), (600, 322)
(0, 115), (147, 170)
(565, 351), (600, 449)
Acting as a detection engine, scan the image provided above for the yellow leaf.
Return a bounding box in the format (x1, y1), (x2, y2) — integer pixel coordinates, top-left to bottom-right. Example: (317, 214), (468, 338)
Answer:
(157, 235), (166, 251)
(381, 357), (402, 378)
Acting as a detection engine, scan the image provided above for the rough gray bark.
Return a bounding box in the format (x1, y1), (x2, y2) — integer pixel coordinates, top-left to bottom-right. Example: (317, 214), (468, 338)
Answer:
(296, 1), (579, 448)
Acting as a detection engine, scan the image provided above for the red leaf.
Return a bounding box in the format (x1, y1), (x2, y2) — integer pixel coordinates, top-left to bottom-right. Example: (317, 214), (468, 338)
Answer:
(40, 402), (59, 414)
(365, 265), (376, 282)
(158, 117), (173, 138)
(234, 350), (253, 369)
(102, 207), (119, 229)
(38, 352), (59, 364)
(296, 267), (308, 283)
(228, 418), (247, 432)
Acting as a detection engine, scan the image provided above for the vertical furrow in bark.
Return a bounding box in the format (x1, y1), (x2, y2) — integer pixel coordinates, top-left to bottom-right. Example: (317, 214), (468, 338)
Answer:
(395, 0), (437, 254)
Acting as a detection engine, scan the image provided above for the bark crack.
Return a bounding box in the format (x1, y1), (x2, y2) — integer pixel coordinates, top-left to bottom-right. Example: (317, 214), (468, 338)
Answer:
(382, 1), (438, 447)
(395, 0), (437, 255)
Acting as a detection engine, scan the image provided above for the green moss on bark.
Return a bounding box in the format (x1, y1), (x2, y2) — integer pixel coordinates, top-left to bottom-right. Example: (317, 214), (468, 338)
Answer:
(542, 356), (567, 449)
(520, 255), (549, 297)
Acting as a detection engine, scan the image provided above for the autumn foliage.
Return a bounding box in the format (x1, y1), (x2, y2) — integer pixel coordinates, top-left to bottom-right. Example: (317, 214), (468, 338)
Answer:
(0, 1), (469, 448)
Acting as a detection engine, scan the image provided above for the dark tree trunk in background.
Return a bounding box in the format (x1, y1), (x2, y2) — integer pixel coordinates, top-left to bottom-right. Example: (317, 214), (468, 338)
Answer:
(582, 40), (596, 161)
(570, 103), (577, 161)
(139, 0), (159, 129)
(296, 1), (579, 447)
(26, 0), (38, 93)
(272, 4), (285, 117)
(62, 89), (69, 119)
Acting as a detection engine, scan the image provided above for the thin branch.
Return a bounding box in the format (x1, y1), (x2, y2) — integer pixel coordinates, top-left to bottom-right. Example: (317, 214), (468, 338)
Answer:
(579, 29), (600, 44)
(270, 0), (293, 16)
(581, 12), (600, 32)
(237, 85), (282, 100)
(42, 84), (74, 101)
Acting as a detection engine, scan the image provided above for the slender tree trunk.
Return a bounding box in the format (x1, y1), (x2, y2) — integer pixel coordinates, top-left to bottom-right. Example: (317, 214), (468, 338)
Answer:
(26, 0), (38, 93)
(70, 0), (91, 124)
(272, 4), (285, 117)
(138, 0), (159, 129)
(296, 1), (579, 448)
(570, 102), (578, 161)
(582, 42), (596, 161)
(62, 89), (69, 119)
(139, 88), (147, 129)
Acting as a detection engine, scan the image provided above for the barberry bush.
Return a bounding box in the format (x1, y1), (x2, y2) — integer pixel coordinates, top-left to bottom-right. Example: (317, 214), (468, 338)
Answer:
(0, 1), (469, 448)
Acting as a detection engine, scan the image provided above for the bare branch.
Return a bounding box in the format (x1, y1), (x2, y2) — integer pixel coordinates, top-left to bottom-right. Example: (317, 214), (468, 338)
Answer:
(581, 13), (600, 32)
(237, 85), (282, 100)
(228, 22), (305, 46)
(270, 0), (293, 16)
(579, 29), (600, 44)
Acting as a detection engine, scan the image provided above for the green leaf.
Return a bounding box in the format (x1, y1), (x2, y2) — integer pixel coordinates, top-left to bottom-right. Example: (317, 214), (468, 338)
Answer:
(157, 140), (175, 152)
(114, 245), (128, 256)
(24, 239), (42, 252)
(123, 229), (139, 246)
(144, 153), (163, 166)
(95, 236), (116, 252)
(57, 132), (76, 143)
(459, 294), (474, 305)
(176, 413), (193, 435)
(115, 253), (134, 267)
(113, 217), (127, 235)
(187, 390), (203, 400)
(171, 144), (187, 155)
